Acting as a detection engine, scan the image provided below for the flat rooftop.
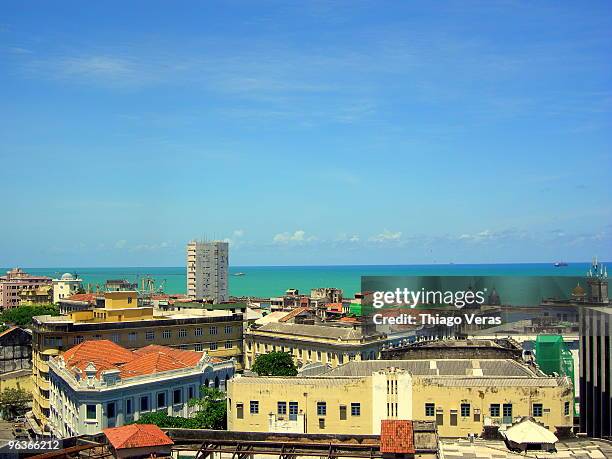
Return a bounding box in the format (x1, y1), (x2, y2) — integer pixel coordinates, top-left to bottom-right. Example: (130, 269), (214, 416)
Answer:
(439, 437), (612, 459)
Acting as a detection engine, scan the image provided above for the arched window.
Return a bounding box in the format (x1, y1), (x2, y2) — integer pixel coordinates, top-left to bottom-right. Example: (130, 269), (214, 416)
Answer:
(214, 376), (220, 388)
(204, 378), (209, 388)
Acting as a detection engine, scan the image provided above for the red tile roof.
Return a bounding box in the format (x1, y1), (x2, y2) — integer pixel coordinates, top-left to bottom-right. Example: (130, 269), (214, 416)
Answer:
(380, 420), (415, 454)
(104, 424), (173, 450)
(66, 293), (98, 303)
(60, 340), (205, 380)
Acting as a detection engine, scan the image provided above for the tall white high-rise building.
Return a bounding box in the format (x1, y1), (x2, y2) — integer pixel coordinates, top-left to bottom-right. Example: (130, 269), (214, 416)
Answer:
(186, 240), (229, 303)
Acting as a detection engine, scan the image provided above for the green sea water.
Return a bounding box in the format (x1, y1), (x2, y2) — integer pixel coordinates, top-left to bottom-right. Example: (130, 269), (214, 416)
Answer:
(5, 263), (599, 298)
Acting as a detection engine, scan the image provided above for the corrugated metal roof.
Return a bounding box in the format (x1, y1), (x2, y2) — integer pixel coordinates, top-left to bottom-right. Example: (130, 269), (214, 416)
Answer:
(424, 377), (564, 387)
(321, 359), (537, 377)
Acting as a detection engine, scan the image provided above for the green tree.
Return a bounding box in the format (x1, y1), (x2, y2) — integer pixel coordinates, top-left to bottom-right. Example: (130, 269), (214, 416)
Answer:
(0, 304), (59, 328)
(134, 386), (227, 430)
(0, 387), (32, 420)
(251, 351), (297, 376)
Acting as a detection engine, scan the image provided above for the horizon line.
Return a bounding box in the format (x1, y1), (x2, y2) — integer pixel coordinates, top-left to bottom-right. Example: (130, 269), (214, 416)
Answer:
(2, 260), (608, 270)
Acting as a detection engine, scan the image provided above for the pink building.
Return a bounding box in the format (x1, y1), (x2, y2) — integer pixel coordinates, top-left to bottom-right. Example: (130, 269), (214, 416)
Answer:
(0, 268), (52, 310)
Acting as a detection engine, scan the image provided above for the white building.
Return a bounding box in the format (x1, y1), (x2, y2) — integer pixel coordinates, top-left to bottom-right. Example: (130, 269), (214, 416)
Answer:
(187, 240), (229, 303)
(48, 340), (235, 437)
(52, 273), (83, 304)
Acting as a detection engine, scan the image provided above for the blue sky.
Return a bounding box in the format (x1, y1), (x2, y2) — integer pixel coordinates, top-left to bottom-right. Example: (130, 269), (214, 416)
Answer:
(1, 1), (611, 267)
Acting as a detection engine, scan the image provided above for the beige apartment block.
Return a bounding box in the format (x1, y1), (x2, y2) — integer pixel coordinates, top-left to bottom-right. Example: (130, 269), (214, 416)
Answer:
(228, 359), (573, 438)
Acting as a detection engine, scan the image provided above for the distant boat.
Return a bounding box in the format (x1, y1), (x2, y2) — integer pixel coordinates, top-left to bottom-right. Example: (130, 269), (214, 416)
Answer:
(554, 262), (568, 267)
(233, 272), (246, 276)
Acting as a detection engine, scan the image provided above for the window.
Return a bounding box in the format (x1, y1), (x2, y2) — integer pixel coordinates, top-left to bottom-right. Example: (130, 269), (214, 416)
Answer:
(125, 399), (132, 415)
(210, 342), (218, 350)
(86, 404), (96, 420)
(340, 405), (347, 420)
(73, 336), (84, 345)
(317, 351), (322, 361)
(210, 326), (218, 335)
(564, 401), (570, 416)
(450, 410), (458, 426)
(195, 343), (203, 351)
(532, 403), (543, 417)
(425, 403), (435, 417)
(127, 296), (133, 304)
(503, 403), (513, 420)
(188, 386), (195, 399)
(289, 402), (299, 420)
(110, 334), (120, 343)
(278, 401), (287, 415)
(178, 329), (187, 338)
(490, 404), (500, 417)
(351, 403), (361, 416)
(173, 389), (182, 404)
(157, 392), (167, 409)
(140, 396), (149, 412)
(250, 400), (259, 414)
(195, 327), (203, 336)
(225, 325), (232, 334)
(162, 330), (171, 339)
(461, 403), (470, 417)
(225, 341), (232, 349)
(319, 418), (325, 429)
(237, 403), (244, 419)
(145, 331), (155, 341)
(317, 402), (327, 416)
(107, 402), (116, 419)
(128, 332), (137, 342)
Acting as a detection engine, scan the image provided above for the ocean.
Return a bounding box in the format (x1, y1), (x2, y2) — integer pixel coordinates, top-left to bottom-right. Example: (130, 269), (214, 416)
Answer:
(5, 263), (599, 298)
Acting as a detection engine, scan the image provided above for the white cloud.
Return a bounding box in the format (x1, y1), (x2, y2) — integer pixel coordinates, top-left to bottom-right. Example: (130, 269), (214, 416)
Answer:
(233, 229), (245, 238)
(114, 239), (127, 249)
(370, 229), (402, 242)
(273, 230), (316, 244)
(336, 233), (360, 243)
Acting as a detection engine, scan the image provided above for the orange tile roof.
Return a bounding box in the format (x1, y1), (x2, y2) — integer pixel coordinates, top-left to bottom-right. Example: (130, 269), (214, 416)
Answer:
(380, 420), (415, 454)
(104, 424), (173, 450)
(326, 303), (343, 312)
(134, 345), (202, 366)
(339, 316), (359, 323)
(60, 340), (205, 380)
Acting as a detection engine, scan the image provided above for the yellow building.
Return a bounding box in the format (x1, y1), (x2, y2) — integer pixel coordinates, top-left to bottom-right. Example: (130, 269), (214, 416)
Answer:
(30, 291), (244, 435)
(228, 359), (573, 438)
(18, 285), (53, 306)
(0, 369), (34, 393)
(0, 327), (33, 395)
(243, 322), (386, 370)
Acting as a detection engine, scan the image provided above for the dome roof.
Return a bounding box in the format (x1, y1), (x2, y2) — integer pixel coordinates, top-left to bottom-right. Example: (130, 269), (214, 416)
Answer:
(61, 272), (75, 280)
(572, 283), (586, 296)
